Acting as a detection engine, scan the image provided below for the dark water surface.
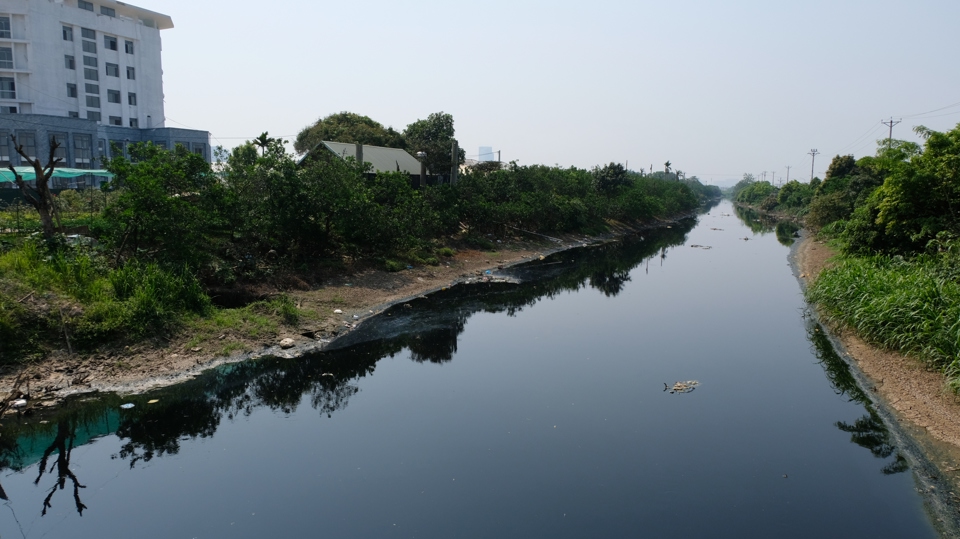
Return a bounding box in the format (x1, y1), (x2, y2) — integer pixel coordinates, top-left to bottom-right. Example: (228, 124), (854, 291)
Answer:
(0, 200), (940, 538)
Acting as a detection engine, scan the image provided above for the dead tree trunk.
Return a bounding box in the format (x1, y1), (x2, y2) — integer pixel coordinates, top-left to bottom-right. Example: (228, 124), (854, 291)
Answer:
(8, 134), (63, 240)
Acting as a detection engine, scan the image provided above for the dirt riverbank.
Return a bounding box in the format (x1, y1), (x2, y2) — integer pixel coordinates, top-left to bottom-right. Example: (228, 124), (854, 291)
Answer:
(796, 236), (960, 487)
(0, 218), (685, 402)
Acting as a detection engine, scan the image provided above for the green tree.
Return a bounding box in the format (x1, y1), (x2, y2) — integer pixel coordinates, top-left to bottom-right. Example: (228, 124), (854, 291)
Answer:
(825, 154), (857, 181)
(403, 112), (465, 175)
(294, 112), (406, 155)
(871, 124), (960, 252)
(99, 143), (226, 269)
(593, 162), (631, 194)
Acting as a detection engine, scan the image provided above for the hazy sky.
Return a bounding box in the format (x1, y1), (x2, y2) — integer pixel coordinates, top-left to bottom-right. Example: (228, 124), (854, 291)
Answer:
(142, 0), (960, 186)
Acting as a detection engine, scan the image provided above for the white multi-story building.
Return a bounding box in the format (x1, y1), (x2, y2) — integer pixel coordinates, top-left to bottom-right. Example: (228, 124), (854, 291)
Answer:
(0, 0), (209, 183)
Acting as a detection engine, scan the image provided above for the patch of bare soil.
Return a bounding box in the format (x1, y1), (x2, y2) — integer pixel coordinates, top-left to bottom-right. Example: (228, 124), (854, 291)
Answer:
(796, 236), (960, 478)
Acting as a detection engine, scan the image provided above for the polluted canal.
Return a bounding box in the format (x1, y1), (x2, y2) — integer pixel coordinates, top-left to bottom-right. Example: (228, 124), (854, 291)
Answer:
(0, 200), (947, 538)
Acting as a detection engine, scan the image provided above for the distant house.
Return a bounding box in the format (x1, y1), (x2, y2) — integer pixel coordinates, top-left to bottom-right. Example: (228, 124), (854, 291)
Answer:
(298, 141), (422, 175)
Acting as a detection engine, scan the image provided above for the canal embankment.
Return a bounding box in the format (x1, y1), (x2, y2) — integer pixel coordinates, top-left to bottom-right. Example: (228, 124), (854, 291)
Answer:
(794, 233), (960, 534)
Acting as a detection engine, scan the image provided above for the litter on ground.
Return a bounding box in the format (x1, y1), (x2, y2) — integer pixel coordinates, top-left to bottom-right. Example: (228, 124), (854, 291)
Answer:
(664, 380), (699, 394)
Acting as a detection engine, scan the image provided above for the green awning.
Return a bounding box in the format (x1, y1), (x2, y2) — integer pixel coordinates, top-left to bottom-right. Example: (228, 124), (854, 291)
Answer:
(0, 166), (114, 182)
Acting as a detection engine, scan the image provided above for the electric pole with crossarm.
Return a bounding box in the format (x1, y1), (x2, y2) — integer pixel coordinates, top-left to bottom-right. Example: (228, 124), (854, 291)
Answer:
(808, 149), (819, 181)
(882, 117), (902, 149)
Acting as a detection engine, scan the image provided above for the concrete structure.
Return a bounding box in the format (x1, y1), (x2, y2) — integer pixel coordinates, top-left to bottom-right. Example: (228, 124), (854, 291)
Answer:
(0, 0), (209, 183)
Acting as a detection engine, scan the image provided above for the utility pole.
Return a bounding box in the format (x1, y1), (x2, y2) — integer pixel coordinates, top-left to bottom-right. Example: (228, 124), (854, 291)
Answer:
(497, 150), (501, 162)
(881, 117), (902, 149)
(450, 140), (459, 185)
(808, 149), (819, 181)
(785, 165), (790, 183)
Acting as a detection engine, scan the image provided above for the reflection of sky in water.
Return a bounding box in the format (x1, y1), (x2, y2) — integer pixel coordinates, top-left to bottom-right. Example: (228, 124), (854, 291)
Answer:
(0, 201), (937, 539)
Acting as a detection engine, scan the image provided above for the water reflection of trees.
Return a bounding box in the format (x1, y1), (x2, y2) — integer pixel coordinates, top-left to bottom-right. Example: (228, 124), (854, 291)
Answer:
(36, 419), (87, 516)
(807, 320), (908, 475)
(733, 205), (801, 247)
(0, 222), (695, 514)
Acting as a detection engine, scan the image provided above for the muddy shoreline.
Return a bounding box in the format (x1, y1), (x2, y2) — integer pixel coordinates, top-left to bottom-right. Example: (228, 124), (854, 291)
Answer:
(791, 233), (960, 536)
(0, 213), (700, 400)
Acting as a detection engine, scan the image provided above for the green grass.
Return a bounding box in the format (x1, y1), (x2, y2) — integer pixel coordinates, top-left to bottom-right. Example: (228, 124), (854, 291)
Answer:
(807, 254), (960, 390)
(0, 241), (214, 357)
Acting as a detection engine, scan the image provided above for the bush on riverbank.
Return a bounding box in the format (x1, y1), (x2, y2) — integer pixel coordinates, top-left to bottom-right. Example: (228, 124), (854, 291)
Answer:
(0, 135), (717, 364)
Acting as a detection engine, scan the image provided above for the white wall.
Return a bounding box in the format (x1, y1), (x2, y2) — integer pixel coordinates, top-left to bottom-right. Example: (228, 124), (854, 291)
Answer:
(0, 0), (167, 127)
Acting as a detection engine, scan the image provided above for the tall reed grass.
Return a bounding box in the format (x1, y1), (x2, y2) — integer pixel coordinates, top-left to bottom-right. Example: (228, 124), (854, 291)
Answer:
(807, 255), (960, 390)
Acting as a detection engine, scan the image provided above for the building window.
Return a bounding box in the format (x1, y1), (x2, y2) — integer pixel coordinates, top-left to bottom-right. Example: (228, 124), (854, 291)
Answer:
(104, 36), (118, 51)
(63, 26), (74, 41)
(85, 95), (100, 108)
(0, 47), (12, 69)
(17, 132), (36, 160)
(78, 0), (94, 12)
(107, 89), (120, 103)
(84, 67), (98, 81)
(65, 55), (76, 69)
(84, 83), (98, 94)
(87, 111), (100, 122)
(83, 55), (97, 68)
(1, 106), (16, 114)
(105, 63), (119, 77)
(124, 40), (134, 54)
(81, 28), (95, 40)
(67, 83), (77, 98)
(193, 143), (206, 157)
(109, 116), (121, 126)
(82, 40), (97, 53)
(126, 66), (135, 80)
(68, 111), (79, 118)
(74, 134), (92, 168)
(0, 77), (15, 99)
(129, 118), (138, 128)
(101, 6), (116, 17)
(0, 131), (9, 165)
(127, 92), (137, 106)
(0, 17), (10, 39)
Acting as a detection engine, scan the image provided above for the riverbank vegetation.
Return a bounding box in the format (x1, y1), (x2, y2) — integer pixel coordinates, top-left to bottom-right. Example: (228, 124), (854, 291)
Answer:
(0, 116), (719, 365)
(731, 122), (960, 389)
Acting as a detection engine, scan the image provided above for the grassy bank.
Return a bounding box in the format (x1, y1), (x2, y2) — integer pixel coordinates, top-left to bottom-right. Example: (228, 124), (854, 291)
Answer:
(807, 249), (960, 390)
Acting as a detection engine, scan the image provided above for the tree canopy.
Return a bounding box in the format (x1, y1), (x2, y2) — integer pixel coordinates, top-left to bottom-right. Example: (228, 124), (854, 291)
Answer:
(403, 112), (465, 175)
(294, 112), (406, 155)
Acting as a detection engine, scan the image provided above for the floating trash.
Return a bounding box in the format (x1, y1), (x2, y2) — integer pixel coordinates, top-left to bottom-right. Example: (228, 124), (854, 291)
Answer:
(120, 403), (135, 409)
(689, 245), (713, 250)
(147, 399), (159, 404)
(485, 270), (492, 275)
(664, 380), (699, 394)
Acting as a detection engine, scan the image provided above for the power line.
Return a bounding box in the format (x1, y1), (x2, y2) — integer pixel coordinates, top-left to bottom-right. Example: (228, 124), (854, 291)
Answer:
(899, 99), (960, 119)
